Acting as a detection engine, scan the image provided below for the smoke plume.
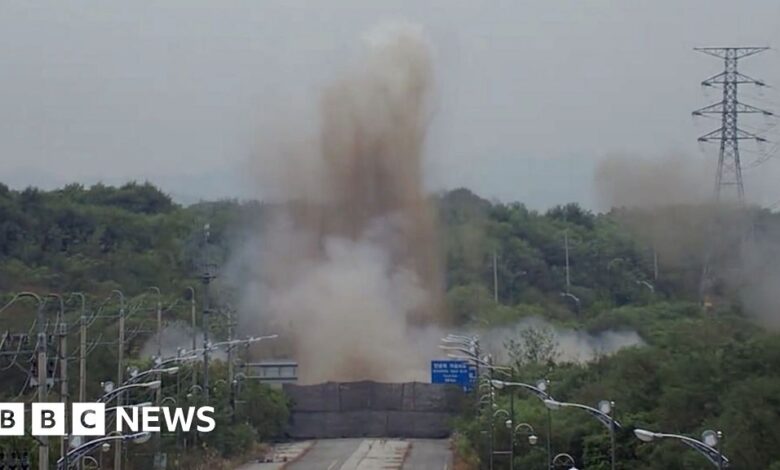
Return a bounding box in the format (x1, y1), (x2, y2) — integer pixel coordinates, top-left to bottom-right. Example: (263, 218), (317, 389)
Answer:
(594, 153), (780, 329)
(594, 153), (712, 210)
(233, 23), (443, 383)
(140, 322), (226, 361)
(479, 317), (645, 364)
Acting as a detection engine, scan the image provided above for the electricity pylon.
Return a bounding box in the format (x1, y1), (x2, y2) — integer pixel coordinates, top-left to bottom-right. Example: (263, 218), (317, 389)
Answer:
(693, 47), (772, 202)
(693, 47), (774, 302)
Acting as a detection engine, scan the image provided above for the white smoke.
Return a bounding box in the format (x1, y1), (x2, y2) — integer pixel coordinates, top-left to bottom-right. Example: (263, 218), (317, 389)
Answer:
(471, 317), (645, 364)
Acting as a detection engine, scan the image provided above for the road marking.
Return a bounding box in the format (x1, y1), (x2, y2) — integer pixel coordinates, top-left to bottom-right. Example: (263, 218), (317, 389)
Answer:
(327, 459), (339, 470)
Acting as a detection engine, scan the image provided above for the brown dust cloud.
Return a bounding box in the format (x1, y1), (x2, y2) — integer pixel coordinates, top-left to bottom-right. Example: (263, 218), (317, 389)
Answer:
(232, 24), (445, 383)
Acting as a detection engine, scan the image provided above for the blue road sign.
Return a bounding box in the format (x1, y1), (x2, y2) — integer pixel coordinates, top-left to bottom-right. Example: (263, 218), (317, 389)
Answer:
(431, 360), (476, 391)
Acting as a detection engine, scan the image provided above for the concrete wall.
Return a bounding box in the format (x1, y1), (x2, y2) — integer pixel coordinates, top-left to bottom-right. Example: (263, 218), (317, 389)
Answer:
(283, 381), (465, 439)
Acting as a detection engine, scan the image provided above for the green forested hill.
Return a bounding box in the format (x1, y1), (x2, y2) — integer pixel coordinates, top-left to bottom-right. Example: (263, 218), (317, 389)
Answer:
(1, 182), (779, 468)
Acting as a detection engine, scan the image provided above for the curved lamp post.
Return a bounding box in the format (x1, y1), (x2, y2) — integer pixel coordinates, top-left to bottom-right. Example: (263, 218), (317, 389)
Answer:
(513, 421), (539, 464)
(491, 379), (550, 400)
(492, 379), (553, 469)
(187, 384), (204, 399)
(98, 380), (161, 404)
(439, 334), (482, 379)
(82, 455), (100, 470)
(493, 411), (538, 470)
(545, 399), (620, 470)
(154, 350), (200, 368)
(634, 428), (728, 468)
(514, 422), (538, 446)
(125, 366), (179, 385)
(161, 396), (177, 406)
(210, 334), (279, 352)
(57, 432), (150, 470)
(559, 292), (581, 314)
(552, 452), (579, 469)
(490, 409), (514, 469)
(636, 280), (655, 293)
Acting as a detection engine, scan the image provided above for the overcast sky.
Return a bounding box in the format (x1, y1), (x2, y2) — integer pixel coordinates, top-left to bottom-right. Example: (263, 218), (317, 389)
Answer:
(2, 0), (780, 209)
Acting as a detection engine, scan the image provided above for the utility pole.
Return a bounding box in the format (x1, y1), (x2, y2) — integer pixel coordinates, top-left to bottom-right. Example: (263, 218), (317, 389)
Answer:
(652, 247), (658, 282)
(509, 386), (515, 470)
(227, 308), (236, 422)
(58, 321), (68, 469)
(610, 402), (617, 470)
(185, 286), (197, 389)
(78, 297), (87, 470)
(545, 379), (553, 470)
(492, 249), (499, 303)
(201, 224), (216, 402)
(564, 231), (571, 293)
(150, 287), (164, 470)
(694, 47), (772, 296)
(73, 293), (87, 404)
(43, 293), (66, 470)
(33, 296), (47, 470)
(113, 290), (125, 470)
(80, 314), (86, 401)
(488, 357), (494, 470)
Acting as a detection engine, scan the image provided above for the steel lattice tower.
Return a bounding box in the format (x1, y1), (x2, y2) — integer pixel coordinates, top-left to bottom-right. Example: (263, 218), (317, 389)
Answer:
(693, 47), (772, 202)
(694, 47), (774, 302)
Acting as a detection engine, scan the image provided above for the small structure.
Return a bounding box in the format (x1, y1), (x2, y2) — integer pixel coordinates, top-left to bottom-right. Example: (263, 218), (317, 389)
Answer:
(243, 360), (298, 388)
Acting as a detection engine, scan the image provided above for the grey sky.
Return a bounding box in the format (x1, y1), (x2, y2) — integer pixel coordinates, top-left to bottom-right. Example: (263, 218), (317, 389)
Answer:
(2, 0), (779, 209)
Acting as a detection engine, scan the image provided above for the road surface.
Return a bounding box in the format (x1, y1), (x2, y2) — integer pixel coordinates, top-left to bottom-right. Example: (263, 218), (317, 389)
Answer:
(282, 438), (452, 470)
(401, 439), (454, 470)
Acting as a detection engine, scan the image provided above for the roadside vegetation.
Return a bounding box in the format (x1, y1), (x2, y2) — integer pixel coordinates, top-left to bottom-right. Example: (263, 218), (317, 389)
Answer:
(1, 182), (779, 467)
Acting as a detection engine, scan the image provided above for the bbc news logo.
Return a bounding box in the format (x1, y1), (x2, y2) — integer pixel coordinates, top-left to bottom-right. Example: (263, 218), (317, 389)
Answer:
(0, 403), (216, 436)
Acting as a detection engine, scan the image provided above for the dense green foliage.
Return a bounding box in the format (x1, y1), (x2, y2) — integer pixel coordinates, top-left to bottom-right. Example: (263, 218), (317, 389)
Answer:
(0, 183), (278, 467)
(439, 190), (780, 469)
(0, 183), (779, 468)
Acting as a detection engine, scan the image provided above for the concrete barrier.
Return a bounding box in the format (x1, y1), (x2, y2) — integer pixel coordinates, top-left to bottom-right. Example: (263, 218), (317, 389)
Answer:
(283, 381), (465, 439)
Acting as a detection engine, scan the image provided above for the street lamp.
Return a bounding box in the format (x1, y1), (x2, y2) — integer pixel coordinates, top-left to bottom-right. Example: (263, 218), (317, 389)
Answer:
(187, 384), (204, 399)
(545, 399), (620, 470)
(636, 280), (655, 293)
(125, 366), (179, 384)
(98, 380), (162, 404)
(442, 334), (479, 344)
(490, 409), (515, 469)
(514, 422), (538, 446)
(209, 334), (279, 351)
(634, 428), (728, 468)
(552, 452), (579, 469)
(559, 292), (581, 314)
(490, 380), (550, 400)
(154, 350), (200, 368)
(446, 353), (511, 372)
(57, 432), (151, 470)
(82, 456), (100, 470)
(491, 379), (553, 469)
(494, 409), (510, 420)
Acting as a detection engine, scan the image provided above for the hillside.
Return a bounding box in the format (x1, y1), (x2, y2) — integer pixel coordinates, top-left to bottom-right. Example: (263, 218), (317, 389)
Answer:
(0, 183), (779, 467)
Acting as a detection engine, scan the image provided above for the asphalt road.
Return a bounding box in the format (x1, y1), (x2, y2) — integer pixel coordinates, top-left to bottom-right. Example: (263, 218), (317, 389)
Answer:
(285, 438), (452, 470)
(286, 438), (363, 470)
(403, 439), (453, 470)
